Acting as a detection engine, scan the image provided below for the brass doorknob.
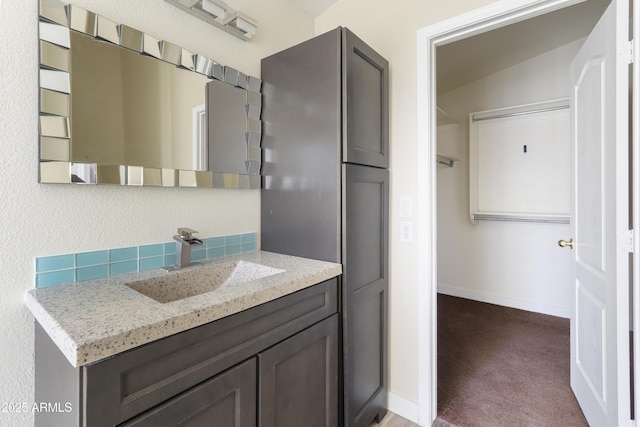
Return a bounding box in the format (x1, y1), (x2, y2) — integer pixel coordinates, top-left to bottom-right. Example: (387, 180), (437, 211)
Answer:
(558, 239), (574, 249)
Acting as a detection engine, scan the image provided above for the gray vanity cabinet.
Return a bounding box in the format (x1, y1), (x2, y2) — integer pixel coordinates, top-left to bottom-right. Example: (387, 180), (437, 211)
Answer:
(35, 278), (339, 427)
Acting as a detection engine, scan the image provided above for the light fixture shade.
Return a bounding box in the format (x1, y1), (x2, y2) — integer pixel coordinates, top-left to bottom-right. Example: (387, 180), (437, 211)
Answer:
(175, 0), (199, 7)
(228, 11), (257, 36)
(201, 0), (229, 19)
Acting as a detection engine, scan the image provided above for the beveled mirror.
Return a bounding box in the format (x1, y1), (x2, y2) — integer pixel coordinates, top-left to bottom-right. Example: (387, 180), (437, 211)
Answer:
(38, 0), (262, 188)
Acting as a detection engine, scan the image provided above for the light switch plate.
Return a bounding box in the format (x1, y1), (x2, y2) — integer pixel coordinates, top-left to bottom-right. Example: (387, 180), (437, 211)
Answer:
(400, 195), (413, 218)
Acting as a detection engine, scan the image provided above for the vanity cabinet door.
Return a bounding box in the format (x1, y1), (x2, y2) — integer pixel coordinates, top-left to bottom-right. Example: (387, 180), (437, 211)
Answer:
(121, 358), (256, 427)
(258, 314), (339, 427)
(342, 28), (389, 169)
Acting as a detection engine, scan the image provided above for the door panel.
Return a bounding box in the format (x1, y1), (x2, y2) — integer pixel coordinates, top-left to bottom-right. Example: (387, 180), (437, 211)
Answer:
(350, 284), (385, 417)
(343, 28), (389, 168)
(343, 163), (389, 426)
(574, 57), (606, 275)
(121, 358), (256, 427)
(258, 315), (339, 427)
(569, 0), (630, 425)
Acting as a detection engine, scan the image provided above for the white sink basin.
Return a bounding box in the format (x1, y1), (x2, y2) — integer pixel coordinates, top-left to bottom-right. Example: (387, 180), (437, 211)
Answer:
(125, 260), (285, 303)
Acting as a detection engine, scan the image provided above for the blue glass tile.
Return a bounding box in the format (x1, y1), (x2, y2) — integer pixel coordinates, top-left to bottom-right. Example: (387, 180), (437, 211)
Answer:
(77, 265), (109, 282)
(206, 237), (225, 248)
(225, 244), (242, 256)
(109, 260), (138, 276)
(165, 254), (176, 267)
(224, 234), (242, 246)
(36, 270), (75, 288)
(207, 247), (225, 259)
(76, 250), (108, 267)
(36, 254), (74, 273)
(241, 232), (256, 243)
(191, 249), (206, 262)
(139, 244), (164, 258)
(110, 247), (138, 262)
(140, 256), (165, 271)
(225, 235), (242, 246)
(241, 242), (256, 252)
(33, 233), (263, 288)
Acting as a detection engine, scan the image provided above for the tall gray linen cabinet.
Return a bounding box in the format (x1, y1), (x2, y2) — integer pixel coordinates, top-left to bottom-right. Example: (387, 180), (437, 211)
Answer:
(261, 27), (389, 427)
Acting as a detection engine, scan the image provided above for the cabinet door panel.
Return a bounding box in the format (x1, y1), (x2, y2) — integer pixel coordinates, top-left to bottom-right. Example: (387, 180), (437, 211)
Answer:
(342, 28), (389, 168)
(259, 315), (339, 427)
(343, 163), (388, 426)
(121, 358), (256, 427)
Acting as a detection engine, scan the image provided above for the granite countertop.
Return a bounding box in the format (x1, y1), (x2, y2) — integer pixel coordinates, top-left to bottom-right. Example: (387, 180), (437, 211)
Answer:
(24, 251), (342, 368)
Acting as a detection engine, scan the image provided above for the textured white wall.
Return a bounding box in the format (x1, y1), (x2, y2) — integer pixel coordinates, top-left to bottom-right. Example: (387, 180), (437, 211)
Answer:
(315, 0), (501, 410)
(0, 0), (312, 425)
(436, 40), (583, 318)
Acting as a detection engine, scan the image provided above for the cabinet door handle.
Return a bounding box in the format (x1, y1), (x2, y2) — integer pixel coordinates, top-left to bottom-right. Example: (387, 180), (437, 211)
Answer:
(558, 238), (574, 249)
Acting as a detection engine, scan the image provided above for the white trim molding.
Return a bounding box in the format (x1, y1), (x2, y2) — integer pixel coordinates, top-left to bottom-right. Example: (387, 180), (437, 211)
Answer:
(437, 284), (570, 319)
(388, 392), (419, 424)
(416, 0), (587, 425)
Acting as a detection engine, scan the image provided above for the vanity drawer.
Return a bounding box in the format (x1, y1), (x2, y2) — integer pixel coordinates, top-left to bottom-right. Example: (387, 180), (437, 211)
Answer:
(83, 277), (338, 427)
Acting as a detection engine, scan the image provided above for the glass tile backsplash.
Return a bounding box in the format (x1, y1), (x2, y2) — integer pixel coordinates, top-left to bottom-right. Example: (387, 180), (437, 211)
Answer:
(35, 232), (257, 288)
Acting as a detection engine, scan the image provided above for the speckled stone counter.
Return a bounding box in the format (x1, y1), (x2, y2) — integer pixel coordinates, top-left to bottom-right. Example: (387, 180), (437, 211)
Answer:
(25, 251), (342, 367)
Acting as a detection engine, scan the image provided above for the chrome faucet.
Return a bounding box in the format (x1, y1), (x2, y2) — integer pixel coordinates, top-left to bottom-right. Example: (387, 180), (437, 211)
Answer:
(173, 228), (203, 269)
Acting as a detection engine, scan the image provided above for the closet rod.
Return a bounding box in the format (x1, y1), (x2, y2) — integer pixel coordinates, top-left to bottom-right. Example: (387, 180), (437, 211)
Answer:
(471, 213), (570, 224)
(471, 104), (569, 123)
(437, 154), (455, 167)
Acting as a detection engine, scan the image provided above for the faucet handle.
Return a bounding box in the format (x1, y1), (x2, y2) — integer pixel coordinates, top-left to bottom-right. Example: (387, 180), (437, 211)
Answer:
(177, 228), (198, 239)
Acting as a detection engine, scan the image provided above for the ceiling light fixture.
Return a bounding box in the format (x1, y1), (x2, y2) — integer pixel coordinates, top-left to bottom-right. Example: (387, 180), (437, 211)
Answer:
(165, 0), (257, 41)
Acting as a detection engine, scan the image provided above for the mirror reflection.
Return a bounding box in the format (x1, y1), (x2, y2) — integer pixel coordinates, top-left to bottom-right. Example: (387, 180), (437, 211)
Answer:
(71, 31), (207, 171)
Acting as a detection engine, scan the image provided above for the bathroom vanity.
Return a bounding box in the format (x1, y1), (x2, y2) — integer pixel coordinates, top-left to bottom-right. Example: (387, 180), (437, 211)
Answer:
(26, 252), (341, 427)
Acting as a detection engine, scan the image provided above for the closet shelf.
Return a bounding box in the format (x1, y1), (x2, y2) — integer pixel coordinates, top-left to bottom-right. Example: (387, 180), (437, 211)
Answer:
(437, 106), (458, 126)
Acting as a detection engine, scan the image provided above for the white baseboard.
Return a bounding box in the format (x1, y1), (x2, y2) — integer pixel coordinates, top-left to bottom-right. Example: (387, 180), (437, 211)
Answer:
(438, 284), (570, 319)
(387, 392), (419, 424)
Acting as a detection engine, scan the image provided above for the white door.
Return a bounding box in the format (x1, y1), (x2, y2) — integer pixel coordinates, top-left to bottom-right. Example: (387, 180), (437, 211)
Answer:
(568, 0), (631, 425)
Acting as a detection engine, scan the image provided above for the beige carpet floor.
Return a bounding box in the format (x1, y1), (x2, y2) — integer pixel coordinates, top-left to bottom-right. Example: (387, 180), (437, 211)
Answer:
(437, 294), (588, 427)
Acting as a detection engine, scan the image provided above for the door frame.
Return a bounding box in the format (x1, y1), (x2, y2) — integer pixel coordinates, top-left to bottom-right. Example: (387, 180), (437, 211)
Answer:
(415, 0), (623, 424)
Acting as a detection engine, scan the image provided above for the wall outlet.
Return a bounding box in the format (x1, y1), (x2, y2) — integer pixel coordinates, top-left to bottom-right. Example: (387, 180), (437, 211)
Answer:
(399, 221), (414, 243)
